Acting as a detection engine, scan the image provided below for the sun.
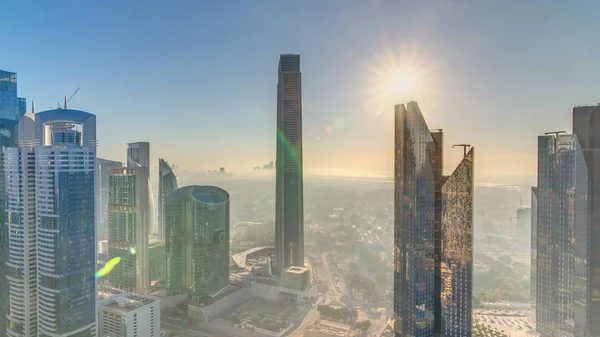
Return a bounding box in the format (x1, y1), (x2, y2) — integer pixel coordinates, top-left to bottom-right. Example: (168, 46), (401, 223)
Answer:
(362, 47), (439, 116)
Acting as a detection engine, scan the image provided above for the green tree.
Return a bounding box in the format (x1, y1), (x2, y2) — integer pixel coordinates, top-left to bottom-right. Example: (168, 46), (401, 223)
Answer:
(356, 320), (372, 331)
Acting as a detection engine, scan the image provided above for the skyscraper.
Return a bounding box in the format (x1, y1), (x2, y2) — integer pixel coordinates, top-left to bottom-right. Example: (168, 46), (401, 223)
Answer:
(158, 158), (179, 241)
(0, 117), (18, 336)
(535, 133), (590, 337)
(5, 109), (98, 336)
(107, 166), (150, 293)
(97, 158), (123, 241)
(165, 185), (230, 301)
(127, 141), (149, 168)
(275, 54), (304, 275)
(530, 187), (538, 302)
(0, 70), (26, 121)
(572, 106), (600, 337)
(394, 101), (474, 337)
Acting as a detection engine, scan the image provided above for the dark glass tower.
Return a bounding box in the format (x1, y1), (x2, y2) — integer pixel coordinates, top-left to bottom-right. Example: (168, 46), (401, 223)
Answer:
(572, 106), (600, 337)
(531, 186), (538, 302)
(158, 158), (179, 240)
(0, 70), (26, 121)
(275, 54), (304, 274)
(394, 101), (473, 337)
(535, 133), (590, 337)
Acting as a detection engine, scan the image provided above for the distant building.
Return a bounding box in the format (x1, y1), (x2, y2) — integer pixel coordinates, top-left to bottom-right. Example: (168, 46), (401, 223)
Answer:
(276, 54), (305, 275)
(97, 158), (123, 241)
(126, 141), (149, 168)
(165, 185), (230, 301)
(535, 133), (590, 337)
(0, 70), (26, 121)
(394, 102), (473, 337)
(98, 292), (161, 337)
(516, 206), (531, 240)
(530, 187), (538, 302)
(149, 239), (166, 284)
(5, 109), (98, 336)
(108, 165), (151, 293)
(304, 319), (351, 337)
(158, 158), (179, 240)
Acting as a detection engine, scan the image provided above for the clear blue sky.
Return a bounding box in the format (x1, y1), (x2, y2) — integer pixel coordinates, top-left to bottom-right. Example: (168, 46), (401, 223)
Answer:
(3, 1), (600, 184)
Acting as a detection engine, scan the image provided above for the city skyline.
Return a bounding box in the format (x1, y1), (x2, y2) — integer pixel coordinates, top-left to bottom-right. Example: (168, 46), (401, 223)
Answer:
(4, 2), (600, 185)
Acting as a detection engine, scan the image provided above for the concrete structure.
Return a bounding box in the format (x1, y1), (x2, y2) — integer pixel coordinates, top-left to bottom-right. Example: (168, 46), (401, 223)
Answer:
(108, 166), (151, 293)
(516, 206), (531, 241)
(276, 54), (304, 275)
(188, 284), (250, 322)
(572, 105), (600, 337)
(97, 158), (123, 241)
(5, 109), (98, 336)
(394, 101), (474, 337)
(98, 292), (160, 337)
(126, 141), (149, 168)
(535, 133), (590, 337)
(280, 266), (311, 291)
(165, 185), (230, 301)
(304, 319), (351, 337)
(158, 158), (179, 240)
(231, 246), (275, 269)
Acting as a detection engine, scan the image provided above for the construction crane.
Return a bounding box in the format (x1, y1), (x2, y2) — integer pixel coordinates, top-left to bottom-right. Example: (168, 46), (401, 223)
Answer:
(452, 144), (471, 157)
(57, 87), (81, 109)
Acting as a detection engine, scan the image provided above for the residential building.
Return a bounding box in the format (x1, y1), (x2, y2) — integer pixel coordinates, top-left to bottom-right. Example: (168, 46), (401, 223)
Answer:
(158, 158), (179, 240)
(394, 101), (474, 337)
(572, 105), (600, 337)
(107, 166), (150, 294)
(275, 54), (304, 274)
(165, 185), (230, 301)
(0, 70), (26, 121)
(535, 133), (590, 337)
(98, 292), (160, 337)
(5, 109), (98, 336)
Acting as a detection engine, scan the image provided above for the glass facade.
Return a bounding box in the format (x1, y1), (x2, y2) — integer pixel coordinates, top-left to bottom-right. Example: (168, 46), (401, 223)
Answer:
(165, 185), (230, 301)
(158, 158), (179, 240)
(0, 70), (26, 121)
(96, 158), (123, 241)
(107, 167), (150, 293)
(394, 101), (473, 337)
(441, 149), (474, 337)
(149, 241), (166, 283)
(394, 102), (437, 337)
(535, 134), (590, 337)
(531, 187), (538, 302)
(572, 106), (600, 337)
(275, 54), (304, 274)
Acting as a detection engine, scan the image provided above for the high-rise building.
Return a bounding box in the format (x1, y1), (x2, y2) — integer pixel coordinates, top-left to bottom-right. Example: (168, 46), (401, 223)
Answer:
(158, 158), (179, 240)
(535, 133), (590, 337)
(98, 292), (160, 337)
(5, 109), (98, 336)
(572, 106), (600, 337)
(165, 185), (230, 301)
(530, 187), (538, 302)
(107, 166), (150, 293)
(275, 54), (304, 275)
(0, 70), (26, 121)
(516, 206), (532, 242)
(127, 142), (149, 168)
(0, 117), (18, 336)
(149, 239), (166, 284)
(97, 158), (123, 241)
(394, 102), (474, 337)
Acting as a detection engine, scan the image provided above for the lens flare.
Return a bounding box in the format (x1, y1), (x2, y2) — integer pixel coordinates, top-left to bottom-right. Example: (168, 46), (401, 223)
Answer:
(277, 128), (302, 170)
(95, 256), (121, 279)
(129, 247), (136, 255)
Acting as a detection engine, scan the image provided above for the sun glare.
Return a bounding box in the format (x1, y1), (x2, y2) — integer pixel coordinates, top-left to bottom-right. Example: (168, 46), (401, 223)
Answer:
(363, 48), (439, 116)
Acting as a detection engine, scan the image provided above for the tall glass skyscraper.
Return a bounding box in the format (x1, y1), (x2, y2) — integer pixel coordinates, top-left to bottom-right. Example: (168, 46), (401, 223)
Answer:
(97, 158), (123, 241)
(394, 101), (474, 337)
(4, 109), (98, 336)
(535, 133), (590, 337)
(107, 166), (150, 293)
(158, 158), (179, 241)
(530, 186), (538, 302)
(0, 70), (26, 121)
(572, 106), (600, 337)
(275, 54), (304, 275)
(165, 185), (230, 301)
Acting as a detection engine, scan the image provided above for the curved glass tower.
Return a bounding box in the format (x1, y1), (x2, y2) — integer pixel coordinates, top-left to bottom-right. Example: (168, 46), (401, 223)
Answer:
(165, 185), (229, 301)
(158, 158), (179, 240)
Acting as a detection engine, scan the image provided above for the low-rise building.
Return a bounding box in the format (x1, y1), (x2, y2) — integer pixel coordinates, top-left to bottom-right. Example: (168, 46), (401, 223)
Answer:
(304, 319), (352, 337)
(98, 292), (161, 337)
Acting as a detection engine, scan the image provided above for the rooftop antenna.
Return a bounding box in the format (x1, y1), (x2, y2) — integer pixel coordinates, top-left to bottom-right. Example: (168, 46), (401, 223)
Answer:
(452, 144), (471, 157)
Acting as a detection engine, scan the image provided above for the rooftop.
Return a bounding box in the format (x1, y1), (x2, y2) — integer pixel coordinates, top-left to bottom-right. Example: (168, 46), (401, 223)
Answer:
(99, 292), (160, 313)
(232, 246), (274, 269)
(286, 266), (309, 274)
(305, 319), (351, 336)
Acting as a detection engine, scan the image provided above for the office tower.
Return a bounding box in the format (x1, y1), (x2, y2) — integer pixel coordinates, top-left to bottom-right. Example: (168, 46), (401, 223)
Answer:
(0, 70), (26, 121)
(98, 292), (161, 337)
(107, 166), (150, 293)
(158, 158), (179, 240)
(0, 117), (18, 335)
(572, 106), (600, 337)
(275, 54), (304, 274)
(127, 142), (149, 168)
(531, 187), (538, 302)
(165, 185), (230, 301)
(97, 158), (123, 241)
(394, 101), (474, 337)
(5, 109), (98, 336)
(535, 133), (590, 337)
(149, 239), (166, 284)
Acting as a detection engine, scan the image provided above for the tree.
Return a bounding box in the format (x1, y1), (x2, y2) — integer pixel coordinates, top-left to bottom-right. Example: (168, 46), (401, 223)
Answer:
(231, 316), (241, 324)
(356, 320), (372, 331)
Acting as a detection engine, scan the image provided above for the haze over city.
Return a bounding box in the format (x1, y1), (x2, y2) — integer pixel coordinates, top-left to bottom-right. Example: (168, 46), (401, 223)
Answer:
(4, 1), (600, 185)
